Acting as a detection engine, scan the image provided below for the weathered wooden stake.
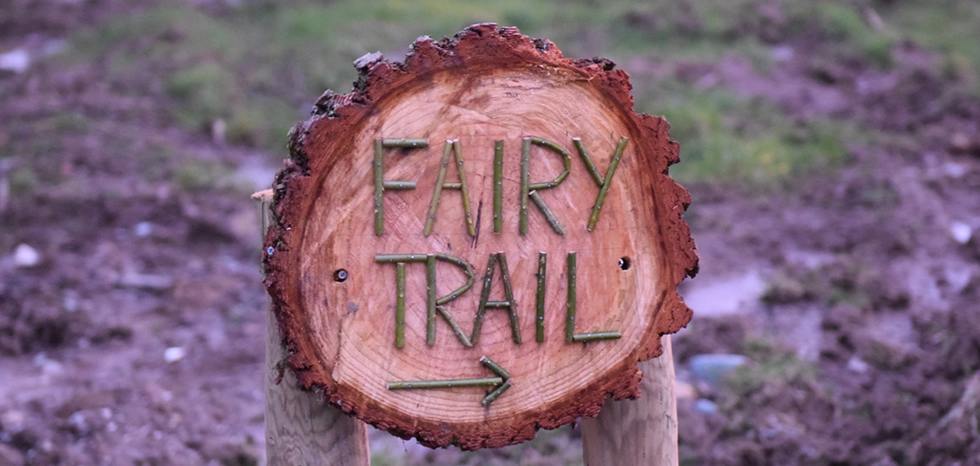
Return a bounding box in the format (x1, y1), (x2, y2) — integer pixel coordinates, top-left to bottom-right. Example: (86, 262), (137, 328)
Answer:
(255, 190), (370, 465)
(582, 336), (678, 466)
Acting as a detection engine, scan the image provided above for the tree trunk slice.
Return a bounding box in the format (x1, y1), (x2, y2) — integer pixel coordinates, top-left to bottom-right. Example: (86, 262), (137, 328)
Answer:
(263, 24), (698, 450)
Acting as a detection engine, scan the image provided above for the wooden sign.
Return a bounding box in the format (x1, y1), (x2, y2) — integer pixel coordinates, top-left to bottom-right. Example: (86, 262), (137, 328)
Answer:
(263, 24), (698, 450)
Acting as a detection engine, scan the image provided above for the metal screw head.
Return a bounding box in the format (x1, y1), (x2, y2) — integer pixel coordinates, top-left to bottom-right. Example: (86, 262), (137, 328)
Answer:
(619, 257), (631, 271)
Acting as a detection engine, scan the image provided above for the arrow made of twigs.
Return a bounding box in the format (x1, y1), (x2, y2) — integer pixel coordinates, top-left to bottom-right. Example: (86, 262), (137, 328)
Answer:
(386, 355), (512, 406)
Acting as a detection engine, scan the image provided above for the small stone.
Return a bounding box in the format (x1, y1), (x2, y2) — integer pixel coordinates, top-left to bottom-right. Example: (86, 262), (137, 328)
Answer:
(134, 222), (154, 237)
(354, 51), (383, 69)
(0, 48), (30, 74)
(771, 45), (793, 62)
(211, 119), (226, 146)
(846, 356), (869, 374)
(118, 271), (174, 290)
(949, 132), (980, 155)
(689, 354), (750, 386)
(1, 410), (26, 431)
(942, 162), (968, 179)
(62, 294), (78, 313)
(68, 412), (88, 433)
(944, 264), (975, 294)
(951, 221), (972, 245)
(40, 40), (65, 58)
(0, 443), (24, 466)
(41, 359), (63, 376)
(695, 398), (719, 414)
(12, 244), (40, 268)
(31, 353), (62, 375)
(164, 347), (186, 363)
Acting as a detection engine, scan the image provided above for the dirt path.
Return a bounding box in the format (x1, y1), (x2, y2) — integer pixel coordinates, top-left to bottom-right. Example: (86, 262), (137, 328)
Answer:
(667, 39), (980, 464)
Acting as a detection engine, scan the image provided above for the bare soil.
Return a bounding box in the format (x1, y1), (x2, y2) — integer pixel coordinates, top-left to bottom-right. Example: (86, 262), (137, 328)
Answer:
(1, 1), (979, 465)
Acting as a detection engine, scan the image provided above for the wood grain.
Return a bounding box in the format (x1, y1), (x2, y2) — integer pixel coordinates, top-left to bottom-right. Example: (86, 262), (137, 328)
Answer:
(582, 336), (678, 466)
(265, 306), (370, 465)
(263, 24), (699, 449)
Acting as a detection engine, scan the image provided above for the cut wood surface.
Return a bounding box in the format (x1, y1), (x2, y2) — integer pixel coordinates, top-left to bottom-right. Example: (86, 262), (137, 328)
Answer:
(263, 24), (698, 449)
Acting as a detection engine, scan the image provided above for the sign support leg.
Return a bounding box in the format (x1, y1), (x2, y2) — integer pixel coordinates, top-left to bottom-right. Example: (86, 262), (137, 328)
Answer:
(257, 191), (370, 465)
(581, 336), (679, 466)
(264, 305), (370, 465)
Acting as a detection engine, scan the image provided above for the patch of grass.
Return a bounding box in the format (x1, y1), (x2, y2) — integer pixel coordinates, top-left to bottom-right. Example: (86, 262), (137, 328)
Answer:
(606, 0), (896, 66)
(881, 0), (980, 91)
(9, 166), (38, 195)
(28, 138), (62, 161)
(174, 160), (227, 192)
(166, 61), (238, 130)
(172, 160), (252, 194)
(64, 0), (592, 153)
(0, 137), (11, 160)
(636, 79), (851, 185)
(225, 97), (299, 148)
(806, 2), (895, 68)
(48, 112), (90, 134)
(138, 143), (176, 182)
(59, 0), (894, 181)
(762, 259), (892, 311)
(726, 337), (816, 397)
(761, 275), (811, 304)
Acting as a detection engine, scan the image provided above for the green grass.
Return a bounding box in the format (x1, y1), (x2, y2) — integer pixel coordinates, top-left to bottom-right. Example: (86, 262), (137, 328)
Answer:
(606, 0), (897, 66)
(881, 0), (980, 91)
(726, 337), (816, 398)
(48, 112), (91, 134)
(173, 160), (253, 194)
(66, 0), (600, 152)
(9, 166), (37, 196)
(57, 0), (973, 185)
(636, 79), (852, 184)
(58, 2), (844, 144)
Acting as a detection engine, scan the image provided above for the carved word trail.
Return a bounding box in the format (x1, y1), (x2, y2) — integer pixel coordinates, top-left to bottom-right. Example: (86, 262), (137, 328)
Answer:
(376, 251), (621, 349)
(373, 135), (628, 350)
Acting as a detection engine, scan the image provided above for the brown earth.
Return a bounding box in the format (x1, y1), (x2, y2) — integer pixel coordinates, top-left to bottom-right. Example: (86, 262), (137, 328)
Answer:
(1, 1), (979, 465)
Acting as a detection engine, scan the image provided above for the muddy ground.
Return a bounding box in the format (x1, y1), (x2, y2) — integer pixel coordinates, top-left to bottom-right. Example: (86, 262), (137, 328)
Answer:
(1, 1), (980, 465)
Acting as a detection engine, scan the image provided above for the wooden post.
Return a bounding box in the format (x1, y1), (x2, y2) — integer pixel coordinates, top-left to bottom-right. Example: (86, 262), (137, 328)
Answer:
(582, 336), (678, 466)
(256, 191), (370, 465)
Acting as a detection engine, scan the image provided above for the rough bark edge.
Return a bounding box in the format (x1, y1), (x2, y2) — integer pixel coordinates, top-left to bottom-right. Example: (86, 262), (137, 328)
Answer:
(262, 23), (699, 450)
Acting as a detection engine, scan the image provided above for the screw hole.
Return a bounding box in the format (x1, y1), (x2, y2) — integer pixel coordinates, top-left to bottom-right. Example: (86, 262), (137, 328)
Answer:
(334, 269), (348, 282)
(619, 257), (631, 271)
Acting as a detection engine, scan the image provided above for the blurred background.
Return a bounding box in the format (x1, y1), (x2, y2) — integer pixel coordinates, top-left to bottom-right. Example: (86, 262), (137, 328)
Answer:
(1, 0), (979, 464)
